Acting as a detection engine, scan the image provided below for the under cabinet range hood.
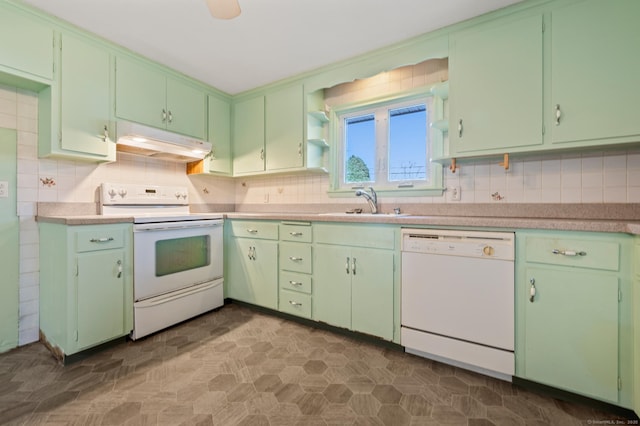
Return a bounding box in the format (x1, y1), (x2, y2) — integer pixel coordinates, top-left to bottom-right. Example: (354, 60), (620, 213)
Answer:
(116, 121), (211, 162)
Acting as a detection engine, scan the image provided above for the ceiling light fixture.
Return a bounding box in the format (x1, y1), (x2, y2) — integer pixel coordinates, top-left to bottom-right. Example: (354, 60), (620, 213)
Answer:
(205, 0), (241, 20)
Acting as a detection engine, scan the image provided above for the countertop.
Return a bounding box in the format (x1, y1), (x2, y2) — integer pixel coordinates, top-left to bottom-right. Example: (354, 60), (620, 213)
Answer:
(36, 211), (640, 235)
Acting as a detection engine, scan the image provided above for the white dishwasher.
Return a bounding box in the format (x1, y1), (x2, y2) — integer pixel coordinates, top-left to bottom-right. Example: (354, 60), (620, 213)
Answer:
(401, 228), (515, 380)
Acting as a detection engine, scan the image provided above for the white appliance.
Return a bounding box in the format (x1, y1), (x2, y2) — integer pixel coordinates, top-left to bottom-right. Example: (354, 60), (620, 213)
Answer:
(100, 183), (224, 340)
(401, 228), (515, 380)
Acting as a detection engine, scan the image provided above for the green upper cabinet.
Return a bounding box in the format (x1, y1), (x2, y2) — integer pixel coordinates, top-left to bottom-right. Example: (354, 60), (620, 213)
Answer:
(233, 95), (265, 175)
(58, 33), (113, 158)
(265, 84), (304, 171)
(449, 13), (543, 156)
(0, 5), (53, 82)
(550, 0), (640, 147)
(115, 56), (206, 139)
(207, 95), (232, 174)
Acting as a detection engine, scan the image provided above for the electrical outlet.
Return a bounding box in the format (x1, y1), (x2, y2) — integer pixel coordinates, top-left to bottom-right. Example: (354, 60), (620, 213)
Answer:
(0, 181), (8, 198)
(449, 186), (461, 202)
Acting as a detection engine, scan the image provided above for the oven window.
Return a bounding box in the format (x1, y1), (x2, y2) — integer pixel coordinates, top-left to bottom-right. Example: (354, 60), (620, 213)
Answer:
(155, 235), (211, 276)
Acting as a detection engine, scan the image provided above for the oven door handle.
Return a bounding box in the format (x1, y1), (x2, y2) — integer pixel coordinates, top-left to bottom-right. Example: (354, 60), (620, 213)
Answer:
(133, 219), (223, 232)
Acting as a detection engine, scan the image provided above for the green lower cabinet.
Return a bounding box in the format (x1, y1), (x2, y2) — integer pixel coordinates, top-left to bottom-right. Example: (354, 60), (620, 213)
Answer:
(226, 237), (278, 310)
(313, 244), (394, 340)
(39, 223), (133, 359)
(516, 230), (634, 408)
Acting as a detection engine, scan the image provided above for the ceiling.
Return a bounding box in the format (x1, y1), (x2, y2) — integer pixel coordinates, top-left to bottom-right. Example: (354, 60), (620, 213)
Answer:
(21, 0), (524, 95)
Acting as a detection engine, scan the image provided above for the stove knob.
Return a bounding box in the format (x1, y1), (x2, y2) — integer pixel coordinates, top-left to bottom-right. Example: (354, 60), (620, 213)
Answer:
(118, 188), (127, 198)
(108, 188), (116, 198)
(182, 192), (188, 199)
(175, 192), (181, 199)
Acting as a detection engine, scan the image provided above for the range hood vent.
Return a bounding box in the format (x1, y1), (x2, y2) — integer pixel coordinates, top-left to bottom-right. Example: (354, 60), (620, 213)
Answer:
(116, 121), (211, 163)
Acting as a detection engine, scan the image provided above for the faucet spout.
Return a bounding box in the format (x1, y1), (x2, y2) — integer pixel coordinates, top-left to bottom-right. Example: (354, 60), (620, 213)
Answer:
(355, 187), (378, 214)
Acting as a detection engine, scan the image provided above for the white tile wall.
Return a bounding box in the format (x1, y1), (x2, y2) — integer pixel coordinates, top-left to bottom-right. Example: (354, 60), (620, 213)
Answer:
(2, 74), (640, 347)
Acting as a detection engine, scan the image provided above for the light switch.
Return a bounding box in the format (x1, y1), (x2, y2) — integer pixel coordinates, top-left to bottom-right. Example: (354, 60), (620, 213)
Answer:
(0, 181), (8, 198)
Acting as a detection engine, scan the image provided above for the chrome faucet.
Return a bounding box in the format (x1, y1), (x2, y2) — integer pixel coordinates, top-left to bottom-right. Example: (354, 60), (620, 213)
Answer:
(355, 187), (378, 214)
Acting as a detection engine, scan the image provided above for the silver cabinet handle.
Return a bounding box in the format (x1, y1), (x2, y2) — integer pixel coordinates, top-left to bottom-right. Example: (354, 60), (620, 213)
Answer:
(260, 148), (264, 160)
(101, 125), (109, 142)
(90, 237), (114, 243)
(289, 232), (303, 237)
(298, 142), (302, 157)
(352, 257), (357, 275)
(555, 104), (561, 125)
(529, 278), (536, 303)
(289, 300), (302, 307)
(117, 259), (122, 278)
(162, 109), (167, 123)
(289, 280), (303, 287)
(458, 119), (463, 138)
(289, 256), (303, 262)
(345, 257), (350, 274)
(248, 246), (256, 260)
(246, 229), (258, 234)
(552, 249), (586, 256)
(168, 110), (173, 123)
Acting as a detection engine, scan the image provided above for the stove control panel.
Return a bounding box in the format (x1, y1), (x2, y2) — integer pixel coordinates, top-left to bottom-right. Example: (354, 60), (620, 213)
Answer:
(100, 183), (189, 205)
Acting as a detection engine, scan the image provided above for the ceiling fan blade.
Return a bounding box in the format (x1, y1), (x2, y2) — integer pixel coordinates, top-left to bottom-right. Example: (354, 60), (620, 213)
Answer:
(205, 0), (241, 20)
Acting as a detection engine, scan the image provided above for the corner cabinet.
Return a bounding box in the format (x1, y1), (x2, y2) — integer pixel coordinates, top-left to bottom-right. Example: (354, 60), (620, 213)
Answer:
(515, 230), (634, 408)
(225, 220), (279, 310)
(232, 96), (266, 175)
(448, 12), (543, 156)
(115, 56), (206, 139)
(186, 95), (232, 176)
(549, 0), (640, 147)
(313, 223), (397, 341)
(39, 222), (133, 361)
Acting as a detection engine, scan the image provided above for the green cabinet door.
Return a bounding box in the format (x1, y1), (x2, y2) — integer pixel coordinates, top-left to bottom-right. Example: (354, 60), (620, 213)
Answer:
(59, 33), (112, 158)
(166, 77), (206, 140)
(233, 96), (265, 174)
(313, 244), (352, 330)
(76, 249), (126, 350)
(550, 0), (640, 146)
(351, 248), (394, 340)
(115, 56), (166, 129)
(265, 84), (304, 171)
(226, 237), (278, 309)
(0, 5), (53, 81)
(522, 267), (619, 403)
(449, 13), (543, 155)
(207, 95), (232, 174)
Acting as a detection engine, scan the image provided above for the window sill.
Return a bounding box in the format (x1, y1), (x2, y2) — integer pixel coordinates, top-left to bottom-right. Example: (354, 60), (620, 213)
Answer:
(327, 186), (445, 198)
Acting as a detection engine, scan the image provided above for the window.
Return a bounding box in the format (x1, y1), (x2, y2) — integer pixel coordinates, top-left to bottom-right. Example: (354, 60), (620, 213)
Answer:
(330, 90), (443, 195)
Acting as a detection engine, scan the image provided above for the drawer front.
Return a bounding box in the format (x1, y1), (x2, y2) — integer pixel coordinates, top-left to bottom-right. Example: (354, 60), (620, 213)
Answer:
(280, 223), (312, 243)
(314, 223), (395, 249)
(280, 271), (312, 294)
(279, 289), (312, 319)
(75, 228), (125, 252)
(523, 235), (620, 271)
(229, 220), (279, 240)
(280, 242), (312, 274)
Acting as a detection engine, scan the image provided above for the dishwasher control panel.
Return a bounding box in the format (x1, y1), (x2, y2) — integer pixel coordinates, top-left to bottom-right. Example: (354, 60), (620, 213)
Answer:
(401, 229), (514, 260)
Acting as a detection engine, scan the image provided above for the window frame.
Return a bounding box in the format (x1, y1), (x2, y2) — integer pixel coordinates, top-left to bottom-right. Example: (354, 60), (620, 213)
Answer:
(327, 86), (445, 197)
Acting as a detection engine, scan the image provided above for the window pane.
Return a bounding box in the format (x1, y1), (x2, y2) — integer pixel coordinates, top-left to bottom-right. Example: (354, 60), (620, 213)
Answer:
(344, 114), (375, 183)
(388, 104), (427, 181)
(156, 235), (210, 276)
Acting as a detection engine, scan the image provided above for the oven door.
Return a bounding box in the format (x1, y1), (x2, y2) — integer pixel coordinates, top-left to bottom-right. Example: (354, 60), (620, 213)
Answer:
(133, 219), (223, 301)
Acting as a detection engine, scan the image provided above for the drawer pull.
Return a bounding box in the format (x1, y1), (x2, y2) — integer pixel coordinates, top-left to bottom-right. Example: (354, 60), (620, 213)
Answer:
(289, 256), (303, 262)
(552, 249), (586, 257)
(90, 237), (114, 243)
(289, 300), (302, 307)
(289, 232), (303, 237)
(246, 229), (258, 234)
(289, 281), (303, 286)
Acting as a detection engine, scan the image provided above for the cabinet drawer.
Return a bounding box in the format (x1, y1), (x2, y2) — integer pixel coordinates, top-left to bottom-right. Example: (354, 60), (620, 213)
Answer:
(280, 242), (312, 274)
(229, 220), (278, 240)
(279, 289), (312, 319)
(314, 223), (395, 249)
(75, 228), (125, 252)
(280, 223), (312, 243)
(523, 235), (620, 271)
(280, 271), (312, 294)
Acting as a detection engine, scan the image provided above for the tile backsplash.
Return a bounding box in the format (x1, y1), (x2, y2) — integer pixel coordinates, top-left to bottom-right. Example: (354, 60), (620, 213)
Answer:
(2, 76), (640, 347)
